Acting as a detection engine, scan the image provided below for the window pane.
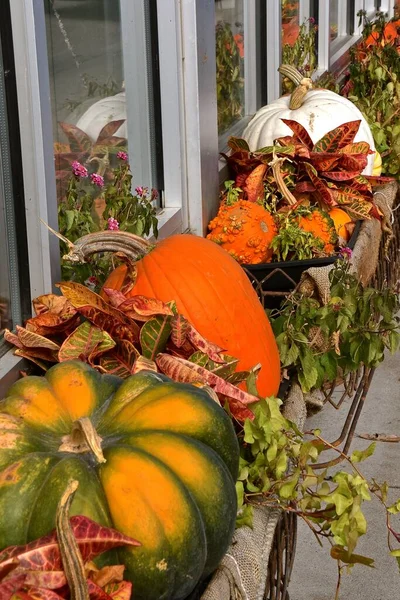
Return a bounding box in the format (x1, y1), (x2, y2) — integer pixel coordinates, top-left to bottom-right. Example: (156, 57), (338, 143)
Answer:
(330, 0), (339, 41)
(282, 0), (300, 47)
(215, 0), (245, 134)
(281, 1), (316, 94)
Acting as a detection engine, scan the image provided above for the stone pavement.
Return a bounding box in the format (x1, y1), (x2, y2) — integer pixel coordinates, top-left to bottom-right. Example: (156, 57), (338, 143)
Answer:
(289, 350), (400, 600)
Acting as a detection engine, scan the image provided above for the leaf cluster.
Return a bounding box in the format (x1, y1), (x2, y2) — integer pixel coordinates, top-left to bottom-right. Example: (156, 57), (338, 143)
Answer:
(271, 260), (400, 393)
(281, 18), (318, 94)
(58, 159), (158, 289)
(342, 12), (400, 175)
(4, 284), (259, 421)
(215, 21), (244, 133)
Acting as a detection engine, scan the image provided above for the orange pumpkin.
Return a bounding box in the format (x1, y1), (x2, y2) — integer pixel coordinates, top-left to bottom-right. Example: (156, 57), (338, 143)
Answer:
(207, 200), (277, 265)
(298, 208), (338, 255)
(102, 234), (281, 398)
(329, 208), (353, 242)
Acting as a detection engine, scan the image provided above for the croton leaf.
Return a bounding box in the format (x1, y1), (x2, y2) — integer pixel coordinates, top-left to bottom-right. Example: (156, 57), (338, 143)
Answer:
(188, 351), (209, 367)
(227, 137), (251, 153)
(58, 322), (115, 363)
(294, 181), (316, 194)
(351, 176), (373, 193)
(303, 163), (336, 205)
(312, 120), (361, 153)
(132, 356), (158, 374)
(306, 153), (339, 172)
(24, 313), (80, 337)
(97, 357), (131, 379)
(13, 351), (50, 372)
(338, 153), (368, 172)
(116, 296), (174, 322)
(186, 323), (225, 363)
(322, 170), (363, 181)
(102, 289), (127, 309)
(343, 201), (374, 220)
(57, 282), (140, 343)
(32, 295), (76, 319)
(140, 316), (172, 361)
(280, 118), (314, 149)
(0, 516), (140, 573)
(330, 186), (371, 207)
(58, 122), (92, 154)
(338, 141), (371, 156)
(96, 120), (126, 143)
(103, 580), (132, 600)
(170, 314), (189, 348)
(244, 164), (267, 203)
(156, 353), (258, 420)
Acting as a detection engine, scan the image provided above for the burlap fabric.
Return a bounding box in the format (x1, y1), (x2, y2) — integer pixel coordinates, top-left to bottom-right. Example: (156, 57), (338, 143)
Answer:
(201, 182), (399, 600)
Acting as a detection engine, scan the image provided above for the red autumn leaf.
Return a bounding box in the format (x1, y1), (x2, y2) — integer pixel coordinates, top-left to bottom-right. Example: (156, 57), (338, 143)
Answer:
(186, 322), (226, 363)
(312, 121), (361, 153)
(294, 181), (316, 194)
(306, 153), (339, 172)
(244, 164), (267, 202)
(0, 516), (140, 574)
(58, 122), (92, 154)
(156, 353), (257, 421)
(227, 137), (250, 153)
(330, 186), (371, 206)
(303, 163), (336, 206)
(280, 118), (314, 149)
(170, 314), (189, 348)
(351, 176), (373, 193)
(364, 175), (394, 186)
(96, 120), (126, 143)
(103, 581), (132, 600)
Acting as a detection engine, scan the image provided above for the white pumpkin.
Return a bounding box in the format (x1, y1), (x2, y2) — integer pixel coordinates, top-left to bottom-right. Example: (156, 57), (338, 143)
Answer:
(243, 81), (376, 175)
(76, 92), (127, 142)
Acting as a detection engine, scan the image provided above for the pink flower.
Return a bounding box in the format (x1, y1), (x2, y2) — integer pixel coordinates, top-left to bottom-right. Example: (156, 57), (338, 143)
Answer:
(85, 275), (98, 290)
(309, 17), (316, 24)
(339, 247), (353, 260)
(151, 188), (159, 201)
(72, 161), (88, 178)
(135, 186), (148, 197)
(90, 173), (105, 188)
(107, 217), (119, 231)
(117, 151), (128, 161)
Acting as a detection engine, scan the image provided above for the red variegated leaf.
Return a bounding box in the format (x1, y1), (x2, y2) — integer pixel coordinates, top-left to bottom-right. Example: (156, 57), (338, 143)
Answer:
(322, 170), (362, 181)
(140, 316), (172, 361)
(97, 357), (131, 379)
(338, 153), (368, 172)
(186, 323), (225, 363)
(117, 296), (174, 320)
(24, 313), (80, 337)
(156, 353), (258, 421)
(0, 574), (27, 597)
(96, 120), (126, 143)
(306, 153), (339, 172)
(244, 164), (267, 202)
(15, 570), (66, 590)
(58, 322), (115, 363)
(0, 516), (140, 573)
(312, 121), (361, 153)
(78, 306), (139, 345)
(227, 137), (251, 153)
(58, 122), (92, 154)
(13, 586), (65, 600)
(170, 314), (189, 348)
(303, 163), (336, 206)
(102, 289), (127, 309)
(280, 119), (314, 149)
(294, 181), (316, 193)
(352, 176), (373, 193)
(338, 141), (371, 155)
(365, 175), (395, 185)
(343, 202), (374, 220)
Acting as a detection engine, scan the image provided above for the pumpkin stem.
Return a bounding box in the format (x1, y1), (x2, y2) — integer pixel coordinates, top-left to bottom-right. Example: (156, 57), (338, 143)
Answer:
(278, 64), (313, 109)
(59, 417), (106, 464)
(60, 231), (153, 264)
(56, 479), (90, 600)
(269, 156), (297, 206)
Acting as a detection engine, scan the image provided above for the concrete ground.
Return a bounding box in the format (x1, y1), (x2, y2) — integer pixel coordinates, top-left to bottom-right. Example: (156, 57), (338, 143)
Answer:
(289, 350), (400, 600)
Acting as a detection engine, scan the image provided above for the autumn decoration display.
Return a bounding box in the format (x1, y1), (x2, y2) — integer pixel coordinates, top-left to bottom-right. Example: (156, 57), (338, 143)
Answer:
(209, 118), (392, 265)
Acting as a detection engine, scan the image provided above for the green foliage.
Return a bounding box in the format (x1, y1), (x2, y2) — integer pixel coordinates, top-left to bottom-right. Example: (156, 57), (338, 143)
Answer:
(270, 260), (400, 392)
(235, 394), (400, 577)
(58, 161), (158, 290)
(343, 12), (400, 175)
(269, 208), (326, 261)
(216, 21), (244, 133)
(281, 18), (318, 94)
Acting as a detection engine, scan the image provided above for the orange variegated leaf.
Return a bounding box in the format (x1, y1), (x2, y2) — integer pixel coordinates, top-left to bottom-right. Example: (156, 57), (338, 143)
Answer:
(338, 141), (371, 155)
(312, 120), (361, 153)
(58, 322), (115, 363)
(244, 164), (267, 202)
(303, 163), (336, 205)
(280, 118), (314, 149)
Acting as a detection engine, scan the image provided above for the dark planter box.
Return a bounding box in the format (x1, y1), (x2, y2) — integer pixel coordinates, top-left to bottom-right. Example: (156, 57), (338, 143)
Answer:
(242, 221), (361, 310)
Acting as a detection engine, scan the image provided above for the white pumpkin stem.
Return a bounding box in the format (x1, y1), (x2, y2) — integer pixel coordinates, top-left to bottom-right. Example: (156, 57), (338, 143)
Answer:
(279, 64), (313, 109)
(60, 231), (153, 264)
(269, 156), (297, 206)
